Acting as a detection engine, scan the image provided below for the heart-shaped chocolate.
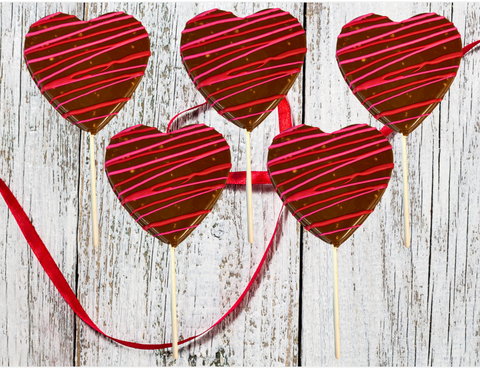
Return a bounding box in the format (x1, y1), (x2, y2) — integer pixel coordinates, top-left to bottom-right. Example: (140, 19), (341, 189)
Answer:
(105, 124), (232, 246)
(180, 8), (307, 131)
(24, 12), (151, 135)
(268, 124), (394, 246)
(336, 13), (463, 136)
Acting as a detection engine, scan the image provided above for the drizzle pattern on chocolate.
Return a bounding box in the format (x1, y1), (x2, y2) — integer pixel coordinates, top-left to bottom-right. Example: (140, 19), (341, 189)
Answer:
(24, 12), (151, 134)
(105, 124), (231, 247)
(336, 13), (463, 136)
(181, 8), (307, 131)
(268, 124), (394, 246)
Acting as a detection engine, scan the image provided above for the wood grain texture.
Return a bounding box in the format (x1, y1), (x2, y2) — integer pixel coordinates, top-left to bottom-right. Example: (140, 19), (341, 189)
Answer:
(302, 2), (480, 366)
(74, 3), (302, 366)
(0, 2), (479, 366)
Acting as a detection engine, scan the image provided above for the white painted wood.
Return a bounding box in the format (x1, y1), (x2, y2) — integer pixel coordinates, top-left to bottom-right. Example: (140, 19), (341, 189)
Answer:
(0, 3), (85, 366)
(0, 2), (479, 367)
(303, 2), (480, 366)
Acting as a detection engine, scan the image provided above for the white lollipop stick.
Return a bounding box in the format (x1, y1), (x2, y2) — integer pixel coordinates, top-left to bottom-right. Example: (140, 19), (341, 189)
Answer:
(170, 246), (179, 359)
(333, 246), (340, 359)
(89, 133), (99, 247)
(401, 134), (410, 248)
(245, 130), (253, 244)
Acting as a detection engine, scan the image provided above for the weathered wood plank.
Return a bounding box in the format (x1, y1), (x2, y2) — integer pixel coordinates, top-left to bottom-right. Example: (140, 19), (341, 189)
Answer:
(0, 2), (85, 366)
(74, 2), (303, 366)
(302, 2), (480, 366)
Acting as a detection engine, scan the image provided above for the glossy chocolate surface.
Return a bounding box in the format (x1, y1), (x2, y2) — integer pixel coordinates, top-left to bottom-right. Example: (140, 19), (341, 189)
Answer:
(336, 13), (463, 136)
(180, 8), (307, 132)
(105, 124), (232, 247)
(268, 124), (394, 247)
(24, 12), (151, 135)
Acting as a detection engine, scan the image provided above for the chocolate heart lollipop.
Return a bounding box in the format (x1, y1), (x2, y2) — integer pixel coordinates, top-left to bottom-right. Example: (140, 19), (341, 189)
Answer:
(105, 123), (231, 356)
(24, 11), (151, 135)
(180, 8), (306, 243)
(180, 8), (306, 132)
(336, 13), (462, 248)
(268, 124), (394, 245)
(267, 123), (393, 358)
(24, 11), (151, 247)
(105, 123), (231, 246)
(336, 13), (462, 136)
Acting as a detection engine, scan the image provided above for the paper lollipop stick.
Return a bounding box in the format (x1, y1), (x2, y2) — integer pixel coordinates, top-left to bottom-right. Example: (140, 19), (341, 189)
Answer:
(24, 12), (151, 246)
(332, 246), (340, 359)
(89, 133), (99, 247)
(180, 8), (307, 243)
(268, 123), (394, 358)
(170, 245), (178, 358)
(336, 13), (463, 247)
(245, 131), (254, 243)
(105, 123), (232, 358)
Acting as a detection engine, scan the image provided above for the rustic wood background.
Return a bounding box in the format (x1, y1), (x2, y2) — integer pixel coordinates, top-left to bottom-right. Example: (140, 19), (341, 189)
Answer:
(1, 2), (479, 366)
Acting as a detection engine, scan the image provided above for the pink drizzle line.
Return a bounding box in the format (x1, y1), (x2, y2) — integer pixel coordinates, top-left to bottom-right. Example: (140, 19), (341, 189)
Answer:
(108, 138), (227, 175)
(286, 177), (391, 203)
(298, 187), (385, 221)
(338, 27), (458, 65)
(271, 138), (387, 176)
(106, 125), (212, 151)
(269, 125), (373, 165)
(180, 10), (288, 51)
(154, 225), (199, 237)
(27, 26), (146, 64)
(122, 177), (228, 204)
(197, 61), (304, 89)
(211, 72), (296, 107)
(385, 114), (430, 125)
(25, 13), (132, 48)
(280, 146), (392, 199)
(229, 110), (274, 121)
(136, 188), (220, 221)
(55, 74), (141, 109)
(30, 12), (62, 27)
(183, 23), (301, 60)
(349, 36), (461, 88)
(366, 75), (454, 111)
(192, 30), (305, 83)
(36, 34), (149, 87)
(72, 113), (118, 125)
(319, 225), (361, 237)
(117, 146), (229, 198)
(336, 13), (442, 51)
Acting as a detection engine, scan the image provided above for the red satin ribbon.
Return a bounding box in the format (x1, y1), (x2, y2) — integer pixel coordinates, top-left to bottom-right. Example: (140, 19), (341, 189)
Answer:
(463, 39), (480, 56)
(0, 176), (285, 350)
(166, 98), (293, 185)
